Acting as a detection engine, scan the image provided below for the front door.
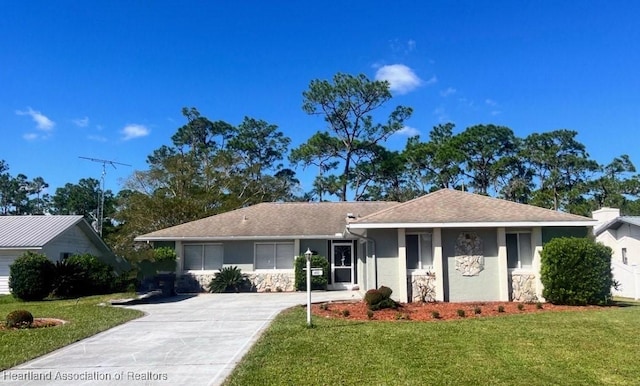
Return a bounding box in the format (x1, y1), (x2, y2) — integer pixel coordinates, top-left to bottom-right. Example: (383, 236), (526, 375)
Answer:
(331, 242), (353, 289)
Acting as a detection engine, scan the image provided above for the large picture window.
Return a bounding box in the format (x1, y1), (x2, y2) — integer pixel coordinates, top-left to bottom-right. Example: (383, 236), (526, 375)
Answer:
(183, 244), (223, 271)
(255, 242), (294, 270)
(506, 233), (532, 269)
(406, 233), (433, 270)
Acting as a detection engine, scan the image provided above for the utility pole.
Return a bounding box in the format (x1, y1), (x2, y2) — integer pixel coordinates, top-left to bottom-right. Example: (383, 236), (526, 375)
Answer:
(79, 156), (131, 236)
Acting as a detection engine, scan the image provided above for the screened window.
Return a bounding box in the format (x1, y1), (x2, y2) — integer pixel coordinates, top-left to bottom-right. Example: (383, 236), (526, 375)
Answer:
(506, 233), (532, 269)
(406, 233), (433, 270)
(183, 244), (223, 271)
(255, 243), (294, 269)
(622, 248), (628, 265)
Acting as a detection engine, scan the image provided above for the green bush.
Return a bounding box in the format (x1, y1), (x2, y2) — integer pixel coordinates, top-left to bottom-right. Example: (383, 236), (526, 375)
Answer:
(208, 266), (251, 293)
(473, 306), (482, 315)
(431, 310), (440, 319)
(541, 237), (614, 305)
(9, 252), (55, 301)
(51, 259), (84, 298)
(365, 286), (398, 311)
(497, 305), (505, 313)
(66, 254), (118, 295)
(378, 285), (393, 299)
(153, 247), (177, 272)
(294, 255), (329, 291)
(6, 309), (34, 328)
(364, 289), (384, 306)
(517, 303), (525, 311)
(456, 309), (466, 318)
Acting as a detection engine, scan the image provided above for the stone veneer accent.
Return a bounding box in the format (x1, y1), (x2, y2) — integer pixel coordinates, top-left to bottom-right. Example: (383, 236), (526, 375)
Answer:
(408, 272), (437, 302)
(175, 272), (295, 293)
(511, 272), (538, 302)
(454, 232), (484, 276)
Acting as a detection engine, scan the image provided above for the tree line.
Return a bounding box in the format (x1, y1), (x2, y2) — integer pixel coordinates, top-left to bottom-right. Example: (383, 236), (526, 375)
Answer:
(2, 72), (639, 261)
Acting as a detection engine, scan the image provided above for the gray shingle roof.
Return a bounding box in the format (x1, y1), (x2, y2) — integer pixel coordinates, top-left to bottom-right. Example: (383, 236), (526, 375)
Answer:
(350, 189), (594, 226)
(135, 201), (398, 241)
(0, 215), (85, 247)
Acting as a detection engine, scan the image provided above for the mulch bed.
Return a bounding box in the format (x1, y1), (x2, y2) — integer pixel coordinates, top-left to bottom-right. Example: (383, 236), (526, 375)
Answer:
(312, 301), (600, 321)
(0, 318), (66, 330)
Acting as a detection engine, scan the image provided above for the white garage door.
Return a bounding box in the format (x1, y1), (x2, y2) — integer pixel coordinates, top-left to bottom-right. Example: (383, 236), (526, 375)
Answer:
(0, 256), (15, 294)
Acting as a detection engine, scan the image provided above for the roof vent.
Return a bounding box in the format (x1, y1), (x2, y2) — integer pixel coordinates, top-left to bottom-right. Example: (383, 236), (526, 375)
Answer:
(242, 215), (248, 221)
(346, 213), (356, 219)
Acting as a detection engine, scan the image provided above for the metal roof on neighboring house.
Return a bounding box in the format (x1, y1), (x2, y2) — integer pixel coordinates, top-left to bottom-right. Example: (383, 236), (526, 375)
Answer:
(0, 215), (86, 248)
(135, 201), (398, 241)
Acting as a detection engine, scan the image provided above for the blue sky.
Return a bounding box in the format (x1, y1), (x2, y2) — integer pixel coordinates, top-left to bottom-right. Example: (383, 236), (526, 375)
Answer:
(2, 1), (639, 196)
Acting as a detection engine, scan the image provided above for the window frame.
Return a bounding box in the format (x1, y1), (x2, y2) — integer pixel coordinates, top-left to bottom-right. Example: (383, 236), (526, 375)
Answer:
(405, 232), (433, 271)
(254, 242), (295, 270)
(182, 243), (224, 271)
(622, 247), (628, 265)
(506, 231), (533, 269)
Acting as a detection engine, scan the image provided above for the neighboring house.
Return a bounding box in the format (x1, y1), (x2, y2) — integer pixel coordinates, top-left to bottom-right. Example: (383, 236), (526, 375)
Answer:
(135, 189), (595, 302)
(593, 208), (640, 299)
(0, 215), (128, 294)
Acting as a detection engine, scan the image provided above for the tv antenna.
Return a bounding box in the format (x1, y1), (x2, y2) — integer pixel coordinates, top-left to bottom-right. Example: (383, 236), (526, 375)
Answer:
(79, 156), (131, 236)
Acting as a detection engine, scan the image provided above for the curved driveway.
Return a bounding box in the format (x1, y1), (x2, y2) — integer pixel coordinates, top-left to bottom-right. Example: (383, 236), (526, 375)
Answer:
(4, 291), (357, 386)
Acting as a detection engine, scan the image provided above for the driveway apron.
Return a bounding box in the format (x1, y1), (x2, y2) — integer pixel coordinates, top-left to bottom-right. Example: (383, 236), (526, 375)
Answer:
(2, 291), (358, 386)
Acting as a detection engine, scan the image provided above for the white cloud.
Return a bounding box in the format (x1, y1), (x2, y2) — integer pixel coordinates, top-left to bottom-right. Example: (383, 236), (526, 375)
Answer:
(121, 124), (150, 140)
(440, 87), (457, 97)
(433, 106), (449, 123)
(425, 75), (438, 85)
(375, 64), (422, 94)
(394, 125), (421, 136)
(23, 133), (39, 141)
(407, 39), (416, 52)
(16, 107), (55, 131)
(73, 116), (90, 127)
(88, 135), (108, 142)
(485, 99), (498, 107)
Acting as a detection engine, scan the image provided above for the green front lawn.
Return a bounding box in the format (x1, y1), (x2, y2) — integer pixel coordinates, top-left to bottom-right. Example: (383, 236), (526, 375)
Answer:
(225, 302), (640, 385)
(0, 294), (143, 370)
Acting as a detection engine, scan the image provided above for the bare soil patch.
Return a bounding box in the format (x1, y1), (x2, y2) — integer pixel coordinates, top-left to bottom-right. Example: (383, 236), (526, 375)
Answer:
(313, 301), (598, 321)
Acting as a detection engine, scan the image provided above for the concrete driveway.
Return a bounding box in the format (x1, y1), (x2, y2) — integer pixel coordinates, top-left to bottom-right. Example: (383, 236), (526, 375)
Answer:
(3, 291), (358, 386)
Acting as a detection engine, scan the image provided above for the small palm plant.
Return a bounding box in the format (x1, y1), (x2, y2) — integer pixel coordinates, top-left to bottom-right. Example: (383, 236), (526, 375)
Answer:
(208, 266), (251, 293)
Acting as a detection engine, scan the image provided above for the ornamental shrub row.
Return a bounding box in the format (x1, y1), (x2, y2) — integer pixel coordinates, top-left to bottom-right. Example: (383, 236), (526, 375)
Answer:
(9, 251), (126, 301)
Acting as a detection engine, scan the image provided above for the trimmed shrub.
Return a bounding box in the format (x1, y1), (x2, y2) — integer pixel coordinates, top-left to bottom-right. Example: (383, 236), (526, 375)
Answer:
(294, 255), (330, 291)
(365, 286), (398, 311)
(497, 305), (505, 313)
(541, 237), (614, 305)
(364, 289), (384, 307)
(208, 266), (251, 293)
(473, 306), (482, 315)
(536, 302), (544, 310)
(431, 310), (441, 319)
(366, 310), (374, 319)
(341, 309), (350, 317)
(378, 285), (393, 299)
(517, 303), (525, 311)
(456, 309), (466, 318)
(153, 247), (177, 272)
(9, 251), (55, 301)
(6, 309), (34, 328)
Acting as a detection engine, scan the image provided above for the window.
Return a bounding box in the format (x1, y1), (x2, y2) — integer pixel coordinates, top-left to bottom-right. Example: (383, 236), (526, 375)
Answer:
(183, 244), (223, 271)
(622, 248), (628, 265)
(406, 233), (433, 270)
(506, 233), (532, 269)
(60, 252), (72, 260)
(255, 242), (294, 269)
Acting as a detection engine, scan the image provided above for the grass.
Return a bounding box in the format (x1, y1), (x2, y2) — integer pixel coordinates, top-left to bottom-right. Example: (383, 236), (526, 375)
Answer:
(0, 293), (143, 370)
(225, 302), (640, 385)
